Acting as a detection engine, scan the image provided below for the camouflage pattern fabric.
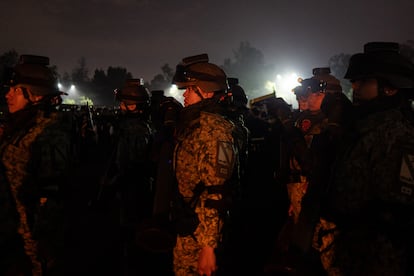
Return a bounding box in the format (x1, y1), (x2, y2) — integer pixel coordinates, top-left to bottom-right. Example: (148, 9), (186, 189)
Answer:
(0, 110), (54, 275)
(114, 115), (153, 169)
(113, 115), (154, 227)
(173, 111), (235, 275)
(323, 108), (414, 275)
(286, 110), (326, 224)
(0, 110), (69, 276)
(312, 217), (339, 275)
(286, 176), (308, 224)
(314, 219), (406, 276)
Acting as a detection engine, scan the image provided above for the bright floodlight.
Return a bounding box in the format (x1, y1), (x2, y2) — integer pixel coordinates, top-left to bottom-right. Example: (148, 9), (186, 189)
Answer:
(266, 72), (301, 109)
(166, 85), (184, 106)
(58, 83), (62, 89)
(278, 73), (300, 92)
(70, 84), (75, 90)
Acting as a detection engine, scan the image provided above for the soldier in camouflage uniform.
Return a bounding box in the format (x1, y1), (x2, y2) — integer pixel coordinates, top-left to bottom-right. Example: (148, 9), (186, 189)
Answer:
(171, 54), (237, 276)
(0, 55), (71, 275)
(270, 77), (329, 275)
(110, 79), (155, 275)
(286, 83), (313, 225)
(313, 67), (353, 136)
(283, 78), (329, 229)
(315, 42), (414, 275)
(291, 74), (352, 275)
(112, 79), (154, 226)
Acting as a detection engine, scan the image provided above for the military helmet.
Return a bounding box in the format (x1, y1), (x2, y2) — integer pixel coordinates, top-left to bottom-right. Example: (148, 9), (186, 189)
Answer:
(5, 55), (62, 96)
(312, 67), (342, 93)
(299, 77), (327, 93)
(115, 78), (150, 105)
(344, 42), (414, 88)
(292, 85), (308, 98)
(172, 53), (228, 92)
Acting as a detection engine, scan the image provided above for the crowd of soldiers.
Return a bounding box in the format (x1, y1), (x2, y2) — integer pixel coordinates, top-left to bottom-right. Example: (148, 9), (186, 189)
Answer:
(0, 41), (413, 276)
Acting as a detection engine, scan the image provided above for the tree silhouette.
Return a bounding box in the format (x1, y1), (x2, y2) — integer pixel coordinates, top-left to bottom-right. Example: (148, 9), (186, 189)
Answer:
(0, 49), (19, 86)
(148, 63), (174, 91)
(91, 66), (132, 106)
(222, 41), (271, 99)
(328, 53), (352, 99)
(106, 66), (132, 89)
(70, 57), (94, 104)
(400, 40), (414, 63)
(71, 57), (90, 85)
(60, 72), (72, 87)
(49, 65), (60, 83)
(0, 49), (19, 67)
(0, 50), (19, 107)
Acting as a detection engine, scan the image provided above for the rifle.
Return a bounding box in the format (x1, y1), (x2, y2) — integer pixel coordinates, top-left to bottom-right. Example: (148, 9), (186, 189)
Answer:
(87, 139), (119, 209)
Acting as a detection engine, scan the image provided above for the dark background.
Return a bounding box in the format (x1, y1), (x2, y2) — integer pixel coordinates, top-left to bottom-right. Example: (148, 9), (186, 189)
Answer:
(1, 0), (413, 81)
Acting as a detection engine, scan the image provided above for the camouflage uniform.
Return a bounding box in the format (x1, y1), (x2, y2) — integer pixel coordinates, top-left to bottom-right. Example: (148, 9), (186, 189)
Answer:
(114, 114), (154, 225)
(313, 42), (414, 276)
(316, 107), (414, 276)
(0, 108), (70, 276)
(0, 55), (71, 276)
(288, 110), (328, 224)
(173, 107), (236, 276)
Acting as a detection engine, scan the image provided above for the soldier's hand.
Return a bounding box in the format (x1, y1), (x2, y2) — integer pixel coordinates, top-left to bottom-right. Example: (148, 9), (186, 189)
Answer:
(198, 246), (217, 276)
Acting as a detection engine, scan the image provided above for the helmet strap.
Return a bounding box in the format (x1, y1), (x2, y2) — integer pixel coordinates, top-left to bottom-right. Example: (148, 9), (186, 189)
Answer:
(19, 86), (38, 106)
(194, 86), (205, 100)
(19, 86), (32, 102)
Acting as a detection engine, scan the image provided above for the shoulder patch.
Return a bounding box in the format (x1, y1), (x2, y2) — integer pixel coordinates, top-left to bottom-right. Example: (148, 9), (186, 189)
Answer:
(395, 143), (414, 204)
(399, 148), (414, 190)
(216, 140), (235, 178)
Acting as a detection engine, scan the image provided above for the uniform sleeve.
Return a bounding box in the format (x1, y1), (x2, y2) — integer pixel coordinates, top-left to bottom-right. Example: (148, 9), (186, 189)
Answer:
(195, 112), (235, 248)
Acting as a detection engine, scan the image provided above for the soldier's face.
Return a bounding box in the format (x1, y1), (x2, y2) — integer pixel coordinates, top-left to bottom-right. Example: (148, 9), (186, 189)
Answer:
(351, 78), (378, 105)
(307, 92), (325, 112)
(5, 86), (30, 113)
(120, 101), (137, 111)
(297, 96), (309, 111)
(182, 86), (213, 107)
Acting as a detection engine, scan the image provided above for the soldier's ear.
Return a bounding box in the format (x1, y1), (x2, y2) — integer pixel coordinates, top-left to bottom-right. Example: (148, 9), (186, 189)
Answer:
(25, 86), (44, 102)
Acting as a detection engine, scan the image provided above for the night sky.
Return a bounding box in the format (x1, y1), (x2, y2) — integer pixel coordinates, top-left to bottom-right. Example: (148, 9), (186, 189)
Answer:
(1, 0), (413, 83)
